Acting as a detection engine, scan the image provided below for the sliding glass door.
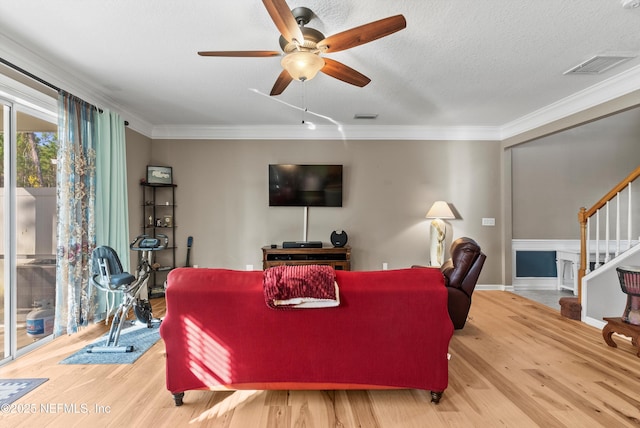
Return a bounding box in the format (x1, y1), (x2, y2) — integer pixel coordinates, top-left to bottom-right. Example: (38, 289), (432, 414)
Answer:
(1, 95), (58, 363)
(15, 111), (57, 353)
(1, 102), (7, 361)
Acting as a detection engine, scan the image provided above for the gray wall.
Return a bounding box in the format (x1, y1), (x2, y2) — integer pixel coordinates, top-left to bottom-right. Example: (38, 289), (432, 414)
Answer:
(125, 128), (152, 271)
(123, 106), (640, 286)
(139, 138), (503, 284)
(511, 107), (640, 239)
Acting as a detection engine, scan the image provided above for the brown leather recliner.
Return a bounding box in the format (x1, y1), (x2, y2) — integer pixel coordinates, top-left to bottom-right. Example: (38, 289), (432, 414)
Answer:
(440, 237), (486, 329)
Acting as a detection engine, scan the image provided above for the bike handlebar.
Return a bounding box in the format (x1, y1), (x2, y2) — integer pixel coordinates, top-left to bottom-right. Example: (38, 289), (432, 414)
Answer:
(130, 234), (169, 251)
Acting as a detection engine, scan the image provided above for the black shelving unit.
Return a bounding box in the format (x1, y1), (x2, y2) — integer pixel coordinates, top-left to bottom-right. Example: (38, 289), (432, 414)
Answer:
(141, 183), (176, 297)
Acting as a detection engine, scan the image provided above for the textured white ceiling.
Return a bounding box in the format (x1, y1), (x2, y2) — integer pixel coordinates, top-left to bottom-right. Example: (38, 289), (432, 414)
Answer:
(0, 0), (639, 139)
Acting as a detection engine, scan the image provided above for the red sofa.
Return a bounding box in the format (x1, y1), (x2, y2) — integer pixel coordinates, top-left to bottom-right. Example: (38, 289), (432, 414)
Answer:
(159, 267), (454, 406)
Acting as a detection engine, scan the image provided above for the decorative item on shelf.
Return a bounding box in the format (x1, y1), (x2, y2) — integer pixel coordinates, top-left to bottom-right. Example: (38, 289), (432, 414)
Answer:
(425, 201), (456, 267)
(141, 180), (176, 298)
(330, 230), (348, 248)
(147, 165), (173, 185)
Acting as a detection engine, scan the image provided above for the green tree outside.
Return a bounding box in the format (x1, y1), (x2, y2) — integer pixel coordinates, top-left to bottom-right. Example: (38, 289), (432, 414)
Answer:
(0, 131), (58, 187)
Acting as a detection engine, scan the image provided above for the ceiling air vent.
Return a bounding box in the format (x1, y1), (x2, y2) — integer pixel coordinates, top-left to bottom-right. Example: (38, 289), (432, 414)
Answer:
(564, 54), (636, 75)
(354, 113), (378, 119)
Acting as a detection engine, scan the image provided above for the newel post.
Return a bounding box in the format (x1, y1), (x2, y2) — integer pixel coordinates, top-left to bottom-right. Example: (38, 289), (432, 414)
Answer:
(578, 207), (588, 304)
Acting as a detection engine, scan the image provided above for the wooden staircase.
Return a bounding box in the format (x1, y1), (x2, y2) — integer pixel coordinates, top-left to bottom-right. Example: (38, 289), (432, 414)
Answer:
(564, 166), (640, 320)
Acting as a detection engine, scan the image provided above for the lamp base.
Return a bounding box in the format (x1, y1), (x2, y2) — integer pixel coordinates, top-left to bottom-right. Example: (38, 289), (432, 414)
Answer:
(429, 219), (446, 267)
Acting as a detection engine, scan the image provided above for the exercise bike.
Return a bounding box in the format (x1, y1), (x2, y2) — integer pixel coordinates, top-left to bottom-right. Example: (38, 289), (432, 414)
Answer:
(89, 234), (168, 353)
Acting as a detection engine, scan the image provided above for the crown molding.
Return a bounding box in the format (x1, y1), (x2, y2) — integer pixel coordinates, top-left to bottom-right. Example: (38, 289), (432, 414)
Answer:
(152, 62), (640, 140)
(0, 33), (153, 137)
(2, 32), (638, 142)
(501, 63), (640, 140)
(151, 124), (502, 141)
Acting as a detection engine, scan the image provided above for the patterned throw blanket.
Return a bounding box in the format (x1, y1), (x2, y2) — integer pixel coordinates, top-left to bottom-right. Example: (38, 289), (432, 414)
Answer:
(263, 265), (340, 309)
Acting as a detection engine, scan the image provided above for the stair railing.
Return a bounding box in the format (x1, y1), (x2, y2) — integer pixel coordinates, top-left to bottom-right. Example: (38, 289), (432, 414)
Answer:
(578, 165), (640, 304)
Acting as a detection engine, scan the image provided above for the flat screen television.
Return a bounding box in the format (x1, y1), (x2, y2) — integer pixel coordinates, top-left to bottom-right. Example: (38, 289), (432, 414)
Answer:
(269, 164), (343, 207)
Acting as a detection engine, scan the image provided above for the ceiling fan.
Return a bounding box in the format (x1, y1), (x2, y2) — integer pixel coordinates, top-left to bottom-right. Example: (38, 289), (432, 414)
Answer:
(198, 0), (407, 96)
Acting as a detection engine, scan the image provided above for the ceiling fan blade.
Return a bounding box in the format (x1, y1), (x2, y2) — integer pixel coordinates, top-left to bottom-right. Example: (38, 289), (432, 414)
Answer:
(320, 58), (371, 87)
(270, 70), (294, 95)
(317, 15), (406, 53)
(198, 50), (281, 57)
(262, 0), (304, 44)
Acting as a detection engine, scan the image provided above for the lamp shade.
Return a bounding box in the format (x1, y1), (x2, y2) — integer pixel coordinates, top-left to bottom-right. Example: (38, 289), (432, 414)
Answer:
(426, 201), (455, 219)
(281, 51), (325, 81)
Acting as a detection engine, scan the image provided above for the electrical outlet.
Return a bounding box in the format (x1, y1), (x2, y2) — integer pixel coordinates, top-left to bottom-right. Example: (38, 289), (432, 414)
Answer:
(246, 264), (254, 271)
(482, 218), (496, 226)
(382, 262), (388, 270)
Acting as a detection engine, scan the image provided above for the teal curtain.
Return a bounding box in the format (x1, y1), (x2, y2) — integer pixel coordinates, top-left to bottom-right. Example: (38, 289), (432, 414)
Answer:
(94, 109), (130, 321)
(95, 109), (130, 271)
(55, 92), (97, 336)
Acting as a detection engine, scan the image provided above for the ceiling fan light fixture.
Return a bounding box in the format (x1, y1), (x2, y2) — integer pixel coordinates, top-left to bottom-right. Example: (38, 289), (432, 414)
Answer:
(281, 51), (325, 81)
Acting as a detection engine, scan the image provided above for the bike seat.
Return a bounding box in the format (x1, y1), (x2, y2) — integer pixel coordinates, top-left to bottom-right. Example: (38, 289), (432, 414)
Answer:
(109, 272), (136, 287)
(91, 246), (135, 291)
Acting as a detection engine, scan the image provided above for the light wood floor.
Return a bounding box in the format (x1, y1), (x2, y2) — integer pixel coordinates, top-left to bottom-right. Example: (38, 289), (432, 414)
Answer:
(1, 291), (640, 427)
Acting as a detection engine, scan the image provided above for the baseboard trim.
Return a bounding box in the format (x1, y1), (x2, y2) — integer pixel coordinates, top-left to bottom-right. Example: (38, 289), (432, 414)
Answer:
(476, 283), (570, 291)
(584, 316), (606, 330)
(476, 284), (507, 291)
(512, 278), (558, 290)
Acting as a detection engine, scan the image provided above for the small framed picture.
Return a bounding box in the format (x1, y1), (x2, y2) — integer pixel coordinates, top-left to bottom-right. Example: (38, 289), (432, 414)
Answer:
(163, 215), (173, 227)
(147, 165), (173, 185)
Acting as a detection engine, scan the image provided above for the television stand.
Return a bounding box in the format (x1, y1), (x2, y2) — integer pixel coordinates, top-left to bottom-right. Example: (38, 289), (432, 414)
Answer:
(262, 245), (351, 271)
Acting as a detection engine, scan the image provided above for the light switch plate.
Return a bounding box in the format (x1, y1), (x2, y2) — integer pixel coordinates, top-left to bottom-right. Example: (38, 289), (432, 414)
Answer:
(482, 218), (496, 226)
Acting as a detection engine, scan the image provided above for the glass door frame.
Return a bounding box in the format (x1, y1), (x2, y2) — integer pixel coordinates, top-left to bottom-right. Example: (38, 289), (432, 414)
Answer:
(0, 76), (57, 365)
(1, 100), (15, 364)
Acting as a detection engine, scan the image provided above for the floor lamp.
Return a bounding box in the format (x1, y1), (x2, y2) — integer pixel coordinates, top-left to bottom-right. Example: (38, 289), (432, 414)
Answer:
(426, 201), (455, 267)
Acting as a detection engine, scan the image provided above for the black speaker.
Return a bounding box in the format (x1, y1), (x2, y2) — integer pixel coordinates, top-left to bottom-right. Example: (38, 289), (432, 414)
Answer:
(330, 230), (348, 247)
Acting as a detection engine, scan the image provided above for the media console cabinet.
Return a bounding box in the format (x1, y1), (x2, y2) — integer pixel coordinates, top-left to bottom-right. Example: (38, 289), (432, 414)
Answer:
(262, 245), (351, 271)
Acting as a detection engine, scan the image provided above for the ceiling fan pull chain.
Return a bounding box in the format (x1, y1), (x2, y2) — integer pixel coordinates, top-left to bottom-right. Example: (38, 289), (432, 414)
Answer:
(301, 80), (307, 124)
